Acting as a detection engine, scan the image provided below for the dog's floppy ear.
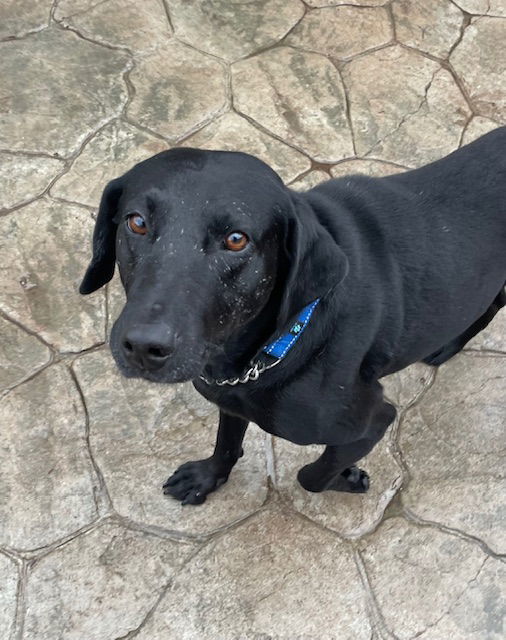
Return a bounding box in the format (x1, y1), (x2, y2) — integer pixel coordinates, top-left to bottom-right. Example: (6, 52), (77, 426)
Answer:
(79, 178), (123, 295)
(275, 191), (349, 329)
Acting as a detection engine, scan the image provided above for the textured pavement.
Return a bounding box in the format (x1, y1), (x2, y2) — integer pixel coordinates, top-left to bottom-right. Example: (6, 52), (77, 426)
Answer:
(1, 1), (505, 639)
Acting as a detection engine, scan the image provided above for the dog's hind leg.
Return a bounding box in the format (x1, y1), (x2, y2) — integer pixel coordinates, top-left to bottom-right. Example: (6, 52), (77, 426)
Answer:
(423, 286), (505, 366)
(297, 441), (374, 493)
(297, 401), (396, 494)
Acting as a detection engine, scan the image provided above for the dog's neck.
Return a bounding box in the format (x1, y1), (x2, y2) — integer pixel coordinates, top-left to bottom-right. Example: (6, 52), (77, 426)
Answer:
(202, 295), (285, 383)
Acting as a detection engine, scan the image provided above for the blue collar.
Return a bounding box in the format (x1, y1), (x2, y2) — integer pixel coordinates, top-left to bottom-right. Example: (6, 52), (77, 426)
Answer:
(201, 298), (320, 386)
(263, 298), (320, 359)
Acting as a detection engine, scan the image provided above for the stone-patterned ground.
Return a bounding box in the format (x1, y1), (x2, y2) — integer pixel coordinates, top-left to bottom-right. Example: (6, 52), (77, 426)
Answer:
(1, 1), (505, 638)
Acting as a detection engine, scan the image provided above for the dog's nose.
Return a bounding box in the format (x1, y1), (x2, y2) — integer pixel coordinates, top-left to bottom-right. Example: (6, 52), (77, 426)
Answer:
(121, 324), (176, 371)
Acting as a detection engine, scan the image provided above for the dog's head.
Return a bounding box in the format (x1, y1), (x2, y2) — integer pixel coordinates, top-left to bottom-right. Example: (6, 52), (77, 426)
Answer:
(80, 149), (348, 382)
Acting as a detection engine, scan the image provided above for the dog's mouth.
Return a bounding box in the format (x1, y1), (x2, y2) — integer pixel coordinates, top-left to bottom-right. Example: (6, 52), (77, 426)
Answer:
(110, 350), (205, 383)
(109, 334), (218, 384)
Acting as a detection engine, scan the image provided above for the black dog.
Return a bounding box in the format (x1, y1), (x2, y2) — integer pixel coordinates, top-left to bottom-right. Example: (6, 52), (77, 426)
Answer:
(80, 128), (506, 505)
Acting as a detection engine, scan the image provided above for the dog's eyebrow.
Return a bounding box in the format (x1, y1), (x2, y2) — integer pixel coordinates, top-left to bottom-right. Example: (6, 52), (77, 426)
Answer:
(146, 196), (156, 213)
(206, 214), (236, 235)
(209, 198), (255, 221)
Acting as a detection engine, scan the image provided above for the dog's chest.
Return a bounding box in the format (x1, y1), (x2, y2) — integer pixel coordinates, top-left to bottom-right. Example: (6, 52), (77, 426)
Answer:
(193, 379), (331, 445)
(194, 379), (273, 423)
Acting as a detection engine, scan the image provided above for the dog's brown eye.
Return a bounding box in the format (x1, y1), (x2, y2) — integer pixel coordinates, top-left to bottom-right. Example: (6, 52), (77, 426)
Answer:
(224, 231), (248, 251)
(127, 213), (147, 235)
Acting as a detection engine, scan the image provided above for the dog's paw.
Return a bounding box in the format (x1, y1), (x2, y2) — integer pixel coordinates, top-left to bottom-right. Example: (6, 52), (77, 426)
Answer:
(327, 466), (370, 493)
(162, 458), (229, 506)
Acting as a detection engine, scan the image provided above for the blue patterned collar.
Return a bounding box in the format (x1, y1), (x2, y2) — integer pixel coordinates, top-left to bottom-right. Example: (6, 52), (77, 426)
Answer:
(200, 299), (320, 386)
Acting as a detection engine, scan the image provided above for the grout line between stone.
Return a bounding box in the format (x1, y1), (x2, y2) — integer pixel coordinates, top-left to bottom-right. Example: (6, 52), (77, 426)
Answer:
(12, 558), (28, 640)
(114, 541), (210, 639)
(120, 61), (137, 120)
(59, 342), (108, 361)
(354, 549), (399, 640)
(116, 491), (272, 547)
(49, 0), (59, 23)
(3, 517), (103, 562)
(363, 66), (441, 159)
(407, 555), (490, 640)
(336, 155), (412, 170)
(386, 366), (438, 492)
(160, 0), (175, 34)
(281, 496), (350, 544)
(395, 41), (444, 65)
(386, 412), (412, 491)
(0, 314), (107, 396)
(0, 358), (55, 401)
(264, 433), (277, 486)
(447, 8), (471, 60)
(130, 52), (229, 147)
(223, 62), (233, 111)
(2, 114), (125, 219)
(287, 166), (321, 187)
(457, 112), (475, 147)
(53, 13), (135, 55)
(0, 25), (49, 44)
(45, 114), (131, 204)
(171, 34), (232, 65)
(0, 309), (56, 353)
(48, 194), (97, 212)
(169, 103), (230, 147)
(386, 0), (397, 42)
(336, 63), (358, 156)
(303, 1), (391, 9)
(388, 15), (478, 119)
(462, 347), (506, 357)
(448, 0), (487, 17)
(115, 516), (207, 545)
(0, 192), (56, 219)
(2, 23), (135, 208)
(402, 507), (505, 561)
(231, 105), (316, 163)
(337, 41), (394, 66)
(0, 148), (62, 160)
(271, 0), (308, 49)
(442, 60), (477, 116)
(68, 363), (115, 516)
(120, 116), (172, 145)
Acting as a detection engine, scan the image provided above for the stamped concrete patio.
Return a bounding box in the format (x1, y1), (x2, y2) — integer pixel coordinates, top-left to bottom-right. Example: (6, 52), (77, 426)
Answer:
(1, 1), (505, 638)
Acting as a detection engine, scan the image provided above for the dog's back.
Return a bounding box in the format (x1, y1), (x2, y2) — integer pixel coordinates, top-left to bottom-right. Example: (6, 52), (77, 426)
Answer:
(305, 127), (506, 372)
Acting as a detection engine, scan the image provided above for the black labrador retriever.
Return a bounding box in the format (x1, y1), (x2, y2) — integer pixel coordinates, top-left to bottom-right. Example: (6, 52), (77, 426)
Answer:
(80, 127), (506, 505)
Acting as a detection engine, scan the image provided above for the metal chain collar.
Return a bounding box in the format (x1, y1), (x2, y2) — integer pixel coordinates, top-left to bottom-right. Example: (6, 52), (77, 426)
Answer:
(199, 298), (320, 387)
(199, 356), (281, 387)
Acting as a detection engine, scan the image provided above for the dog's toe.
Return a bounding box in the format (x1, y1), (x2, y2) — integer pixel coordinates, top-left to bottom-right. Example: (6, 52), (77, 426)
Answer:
(162, 472), (186, 489)
(326, 466), (370, 493)
(162, 459), (229, 505)
(345, 466), (370, 492)
(163, 473), (194, 501)
(181, 489), (207, 506)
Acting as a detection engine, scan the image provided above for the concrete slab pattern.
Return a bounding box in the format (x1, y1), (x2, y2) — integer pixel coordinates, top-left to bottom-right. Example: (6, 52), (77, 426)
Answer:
(0, 0), (504, 638)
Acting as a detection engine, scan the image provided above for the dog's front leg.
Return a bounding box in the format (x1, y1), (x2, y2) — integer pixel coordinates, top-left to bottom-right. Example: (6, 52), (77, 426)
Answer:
(163, 411), (248, 505)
